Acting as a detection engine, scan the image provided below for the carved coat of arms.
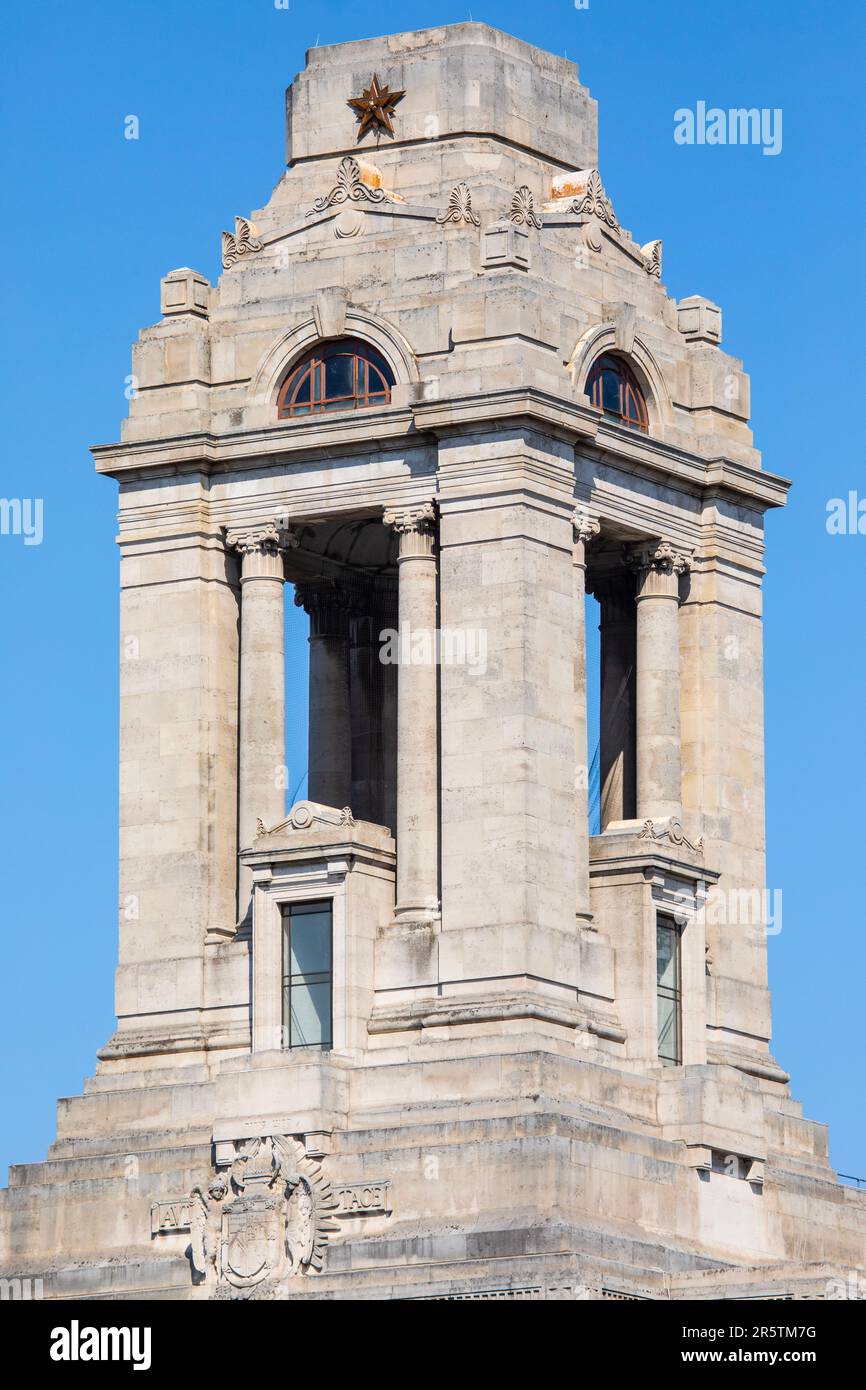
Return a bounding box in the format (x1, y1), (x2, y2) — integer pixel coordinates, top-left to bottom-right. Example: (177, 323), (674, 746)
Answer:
(188, 1135), (338, 1298)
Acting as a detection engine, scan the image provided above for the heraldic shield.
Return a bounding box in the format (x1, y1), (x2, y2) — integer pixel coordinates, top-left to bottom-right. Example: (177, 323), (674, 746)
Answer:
(188, 1134), (339, 1297)
(221, 1191), (286, 1289)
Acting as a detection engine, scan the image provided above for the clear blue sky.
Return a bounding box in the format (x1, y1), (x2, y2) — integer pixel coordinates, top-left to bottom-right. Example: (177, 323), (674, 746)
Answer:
(0, 0), (863, 1183)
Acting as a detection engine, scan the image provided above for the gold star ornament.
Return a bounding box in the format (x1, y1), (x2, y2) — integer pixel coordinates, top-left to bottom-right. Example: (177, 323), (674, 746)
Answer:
(348, 73), (405, 140)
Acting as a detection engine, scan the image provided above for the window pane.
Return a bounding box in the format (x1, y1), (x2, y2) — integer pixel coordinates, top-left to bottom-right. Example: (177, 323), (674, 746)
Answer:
(279, 341), (395, 419)
(365, 346), (392, 380)
(367, 364), (387, 395)
(291, 368), (311, 405)
(289, 981), (331, 1047)
(312, 361), (325, 403)
(623, 384), (645, 427)
(586, 357), (647, 432)
(289, 910), (331, 975)
(658, 993), (678, 1064)
(601, 369), (620, 415)
(324, 352), (354, 400)
(656, 923), (677, 988)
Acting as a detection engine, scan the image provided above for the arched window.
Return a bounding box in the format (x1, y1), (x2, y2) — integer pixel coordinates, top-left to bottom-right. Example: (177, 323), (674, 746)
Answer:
(586, 354), (648, 432)
(277, 338), (395, 418)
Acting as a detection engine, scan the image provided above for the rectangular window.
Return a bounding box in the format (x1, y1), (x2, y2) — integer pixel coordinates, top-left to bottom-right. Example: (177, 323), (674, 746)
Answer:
(282, 901), (332, 1050)
(656, 916), (682, 1066)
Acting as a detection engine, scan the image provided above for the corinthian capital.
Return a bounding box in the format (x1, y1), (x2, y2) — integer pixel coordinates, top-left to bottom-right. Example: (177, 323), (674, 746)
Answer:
(572, 508), (600, 547)
(225, 519), (299, 558)
(382, 501), (436, 536)
(294, 577), (355, 637)
(383, 501), (436, 559)
(627, 539), (692, 577)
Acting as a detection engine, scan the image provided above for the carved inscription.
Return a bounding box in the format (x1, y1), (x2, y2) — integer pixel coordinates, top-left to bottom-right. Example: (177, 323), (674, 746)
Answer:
(334, 1180), (392, 1218)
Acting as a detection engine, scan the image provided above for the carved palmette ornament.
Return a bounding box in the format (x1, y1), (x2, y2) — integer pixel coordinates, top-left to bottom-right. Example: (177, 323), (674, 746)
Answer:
(509, 185), (542, 229)
(436, 183), (480, 227)
(639, 818), (704, 855)
(308, 157), (391, 216)
(221, 217), (263, 269)
(567, 170), (619, 231)
(188, 1136), (339, 1297)
(641, 239), (662, 277)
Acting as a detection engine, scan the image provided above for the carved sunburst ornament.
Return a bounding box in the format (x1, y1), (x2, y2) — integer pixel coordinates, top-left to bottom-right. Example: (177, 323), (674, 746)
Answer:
(348, 73), (405, 140)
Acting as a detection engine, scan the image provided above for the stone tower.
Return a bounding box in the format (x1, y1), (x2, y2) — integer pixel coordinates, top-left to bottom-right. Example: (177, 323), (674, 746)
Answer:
(1, 24), (863, 1301)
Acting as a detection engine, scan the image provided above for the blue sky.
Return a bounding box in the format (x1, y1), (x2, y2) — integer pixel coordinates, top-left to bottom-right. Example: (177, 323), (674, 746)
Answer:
(0, 0), (863, 1183)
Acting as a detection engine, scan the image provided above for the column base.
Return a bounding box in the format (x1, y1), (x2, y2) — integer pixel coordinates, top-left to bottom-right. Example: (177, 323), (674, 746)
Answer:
(205, 924), (239, 945)
(392, 901), (441, 928)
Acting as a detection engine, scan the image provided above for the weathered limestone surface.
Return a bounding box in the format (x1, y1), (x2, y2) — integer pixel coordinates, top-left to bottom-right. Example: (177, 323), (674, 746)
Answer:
(1, 24), (862, 1300)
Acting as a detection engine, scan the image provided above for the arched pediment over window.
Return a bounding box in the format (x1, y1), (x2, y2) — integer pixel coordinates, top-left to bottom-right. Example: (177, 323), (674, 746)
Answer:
(250, 306), (419, 417)
(569, 324), (673, 436)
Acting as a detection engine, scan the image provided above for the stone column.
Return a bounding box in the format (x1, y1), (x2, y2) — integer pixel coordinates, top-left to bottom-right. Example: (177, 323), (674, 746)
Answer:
(295, 579), (353, 811)
(349, 608), (377, 825)
(629, 541), (691, 823)
(590, 570), (637, 829)
(348, 576), (398, 828)
(226, 520), (298, 924)
(377, 579), (399, 838)
(573, 510), (598, 925)
(383, 502), (439, 920)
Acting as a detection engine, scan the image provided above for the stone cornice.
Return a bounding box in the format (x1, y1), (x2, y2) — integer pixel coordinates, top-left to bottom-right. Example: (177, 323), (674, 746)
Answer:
(411, 387), (601, 444)
(588, 837), (721, 886)
(92, 406), (420, 477)
(418, 393), (789, 511)
(703, 457), (791, 509)
(589, 428), (789, 513)
(92, 388), (789, 512)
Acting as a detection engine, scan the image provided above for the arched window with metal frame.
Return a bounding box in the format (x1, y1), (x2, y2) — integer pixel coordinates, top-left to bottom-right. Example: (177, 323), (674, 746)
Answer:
(586, 353), (649, 432)
(277, 337), (395, 419)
